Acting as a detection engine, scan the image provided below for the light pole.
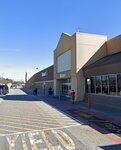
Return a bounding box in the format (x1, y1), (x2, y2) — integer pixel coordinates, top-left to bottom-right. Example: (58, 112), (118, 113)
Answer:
(25, 72), (27, 84)
(25, 67), (39, 83)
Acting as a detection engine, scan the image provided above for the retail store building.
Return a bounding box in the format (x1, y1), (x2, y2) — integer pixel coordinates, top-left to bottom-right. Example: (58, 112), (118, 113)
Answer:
(54, 32), (107, 100)
(26, 32), (121, 109)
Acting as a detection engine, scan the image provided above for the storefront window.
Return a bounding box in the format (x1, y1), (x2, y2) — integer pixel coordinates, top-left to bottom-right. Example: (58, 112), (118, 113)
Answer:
(91, 77), (95, 93)
(109, 74), (116, 95)
(117, 74), (121, 96)
(95, 76), (101, 94)
(86, 73), (121, 96)
(102, 75), (108, 95)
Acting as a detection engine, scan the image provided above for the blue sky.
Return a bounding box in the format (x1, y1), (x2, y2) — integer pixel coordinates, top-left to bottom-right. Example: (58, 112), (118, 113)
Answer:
(0, 0), (121, 81)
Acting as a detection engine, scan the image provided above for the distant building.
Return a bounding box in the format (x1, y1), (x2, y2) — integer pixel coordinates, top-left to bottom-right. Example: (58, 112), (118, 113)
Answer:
(26, 65), (54, 95)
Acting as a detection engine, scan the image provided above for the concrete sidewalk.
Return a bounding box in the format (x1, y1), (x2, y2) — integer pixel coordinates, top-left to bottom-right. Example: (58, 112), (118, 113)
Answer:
(39, 94), (121, 126)
(23, 88), (121, 125)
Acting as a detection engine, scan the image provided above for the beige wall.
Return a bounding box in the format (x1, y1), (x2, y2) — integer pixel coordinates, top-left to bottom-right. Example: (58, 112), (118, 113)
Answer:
(75, 32), (107, 100)
(54, 32), (107, 101)
(107, 35), (121, 55)
(83, 34), (121, 77)
(54, 33), (76, 96)
(76, 32), (107, 72)
(76, 70), (85, 100)
(83, 42), (107, 67)
(54, 32), (107, 100)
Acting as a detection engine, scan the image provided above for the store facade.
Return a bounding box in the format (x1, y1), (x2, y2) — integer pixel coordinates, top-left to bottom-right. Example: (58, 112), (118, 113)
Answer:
(54, 32), (107, 100)
(26, 32), (121, 108)
(83, 35), (121, 108)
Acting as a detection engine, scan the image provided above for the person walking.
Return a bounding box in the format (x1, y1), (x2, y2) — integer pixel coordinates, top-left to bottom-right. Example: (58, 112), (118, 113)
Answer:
(70, 89), (75, 104)
(34, 88), (38, 96)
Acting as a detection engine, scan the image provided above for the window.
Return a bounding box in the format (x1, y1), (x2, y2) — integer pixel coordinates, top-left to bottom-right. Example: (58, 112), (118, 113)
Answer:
(57, 50), (71, 73)
(86, 73), (121, 97)
(117, 74), (121, 96)
(109, 74), (116, 95)
(95, 76), (101, 94)
(102, 75), (108, 95)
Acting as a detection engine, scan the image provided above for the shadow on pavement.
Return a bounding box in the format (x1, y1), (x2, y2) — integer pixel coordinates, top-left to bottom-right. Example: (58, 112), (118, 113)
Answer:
(1, 94), (40, 102)
(5, 88), (121, 141)
(21, 89), (121, 138)
(99, 144), (121, 150)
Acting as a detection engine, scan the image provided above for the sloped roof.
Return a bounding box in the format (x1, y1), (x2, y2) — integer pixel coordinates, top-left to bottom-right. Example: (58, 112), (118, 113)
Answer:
(84, 52), (121, 69)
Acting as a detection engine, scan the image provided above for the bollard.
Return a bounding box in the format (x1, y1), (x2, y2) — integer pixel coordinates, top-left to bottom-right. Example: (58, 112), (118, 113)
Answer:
(88, 97), (91, 109)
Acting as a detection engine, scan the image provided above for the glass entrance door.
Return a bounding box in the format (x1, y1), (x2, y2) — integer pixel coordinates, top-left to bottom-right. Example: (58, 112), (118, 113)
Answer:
(61, 79), (71, 96)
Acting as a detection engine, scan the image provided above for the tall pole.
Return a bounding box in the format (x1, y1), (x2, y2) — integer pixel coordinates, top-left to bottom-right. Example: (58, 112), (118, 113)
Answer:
(25, 72), (27, 84)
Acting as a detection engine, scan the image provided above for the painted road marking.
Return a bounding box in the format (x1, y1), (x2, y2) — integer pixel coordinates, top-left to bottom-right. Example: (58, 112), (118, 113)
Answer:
(0, 111), (75, 119)
(0, 124), (36, 132)
(0, 119), (62, 130)
(0, 125), (78, 150)
(0, 112), (80, 136)
(52, 130), (75, 150)
(41, 131), (63, 150)
(0, 127), (18, 133)
(6, 134), (19, 150)
(0, 116), (76, 127)
(0, 124), (80, 137)
(0, 113), (77, 124)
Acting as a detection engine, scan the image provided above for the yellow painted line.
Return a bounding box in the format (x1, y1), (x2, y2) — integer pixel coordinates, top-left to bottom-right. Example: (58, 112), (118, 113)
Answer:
(40, 131), (64, 150)
(0, 133), (6, 136)
(0, 116), (65, 127)
(0, 124), (34, 132)
(0, 118), (62, 128)
(0, 114), (63, 123)
(21, 133), (29, 150)
(0, 112), (71, 120)
(0, 127), (17, 133)
(52, 130), (75, 150)
(0, 124), (81, 137)
(0, 120), (48, 130)
(0, 112), (69, 120)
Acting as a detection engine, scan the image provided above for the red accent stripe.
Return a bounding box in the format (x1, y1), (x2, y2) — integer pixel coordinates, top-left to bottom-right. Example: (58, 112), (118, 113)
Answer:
(104, 134), (121, 144)
(78, 114), (121, 144)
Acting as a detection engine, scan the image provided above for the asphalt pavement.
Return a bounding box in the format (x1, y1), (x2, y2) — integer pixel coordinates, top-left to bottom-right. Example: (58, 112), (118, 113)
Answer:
(0, 88), (120, 150)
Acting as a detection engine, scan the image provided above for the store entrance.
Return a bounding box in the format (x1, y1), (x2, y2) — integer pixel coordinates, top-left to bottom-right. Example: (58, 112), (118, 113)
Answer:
(61, 79), (71, 96)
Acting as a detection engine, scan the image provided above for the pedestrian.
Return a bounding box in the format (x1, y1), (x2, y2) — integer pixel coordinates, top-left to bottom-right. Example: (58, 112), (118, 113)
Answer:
(70, 89), (75, 104)
(48, 87), (52, 96)
(34, 88), (38, 96)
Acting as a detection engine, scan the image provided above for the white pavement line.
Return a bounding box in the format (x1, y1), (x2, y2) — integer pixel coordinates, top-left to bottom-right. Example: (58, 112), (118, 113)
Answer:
(0, 117), (68, 127)
(0, 120), (56, 130)
(36, 102), (83, 125)
(0, 127), (18, 133)
(0, 124), (81, 137)
(0, 114), (72, 121)
(0, 124), (36, 131)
